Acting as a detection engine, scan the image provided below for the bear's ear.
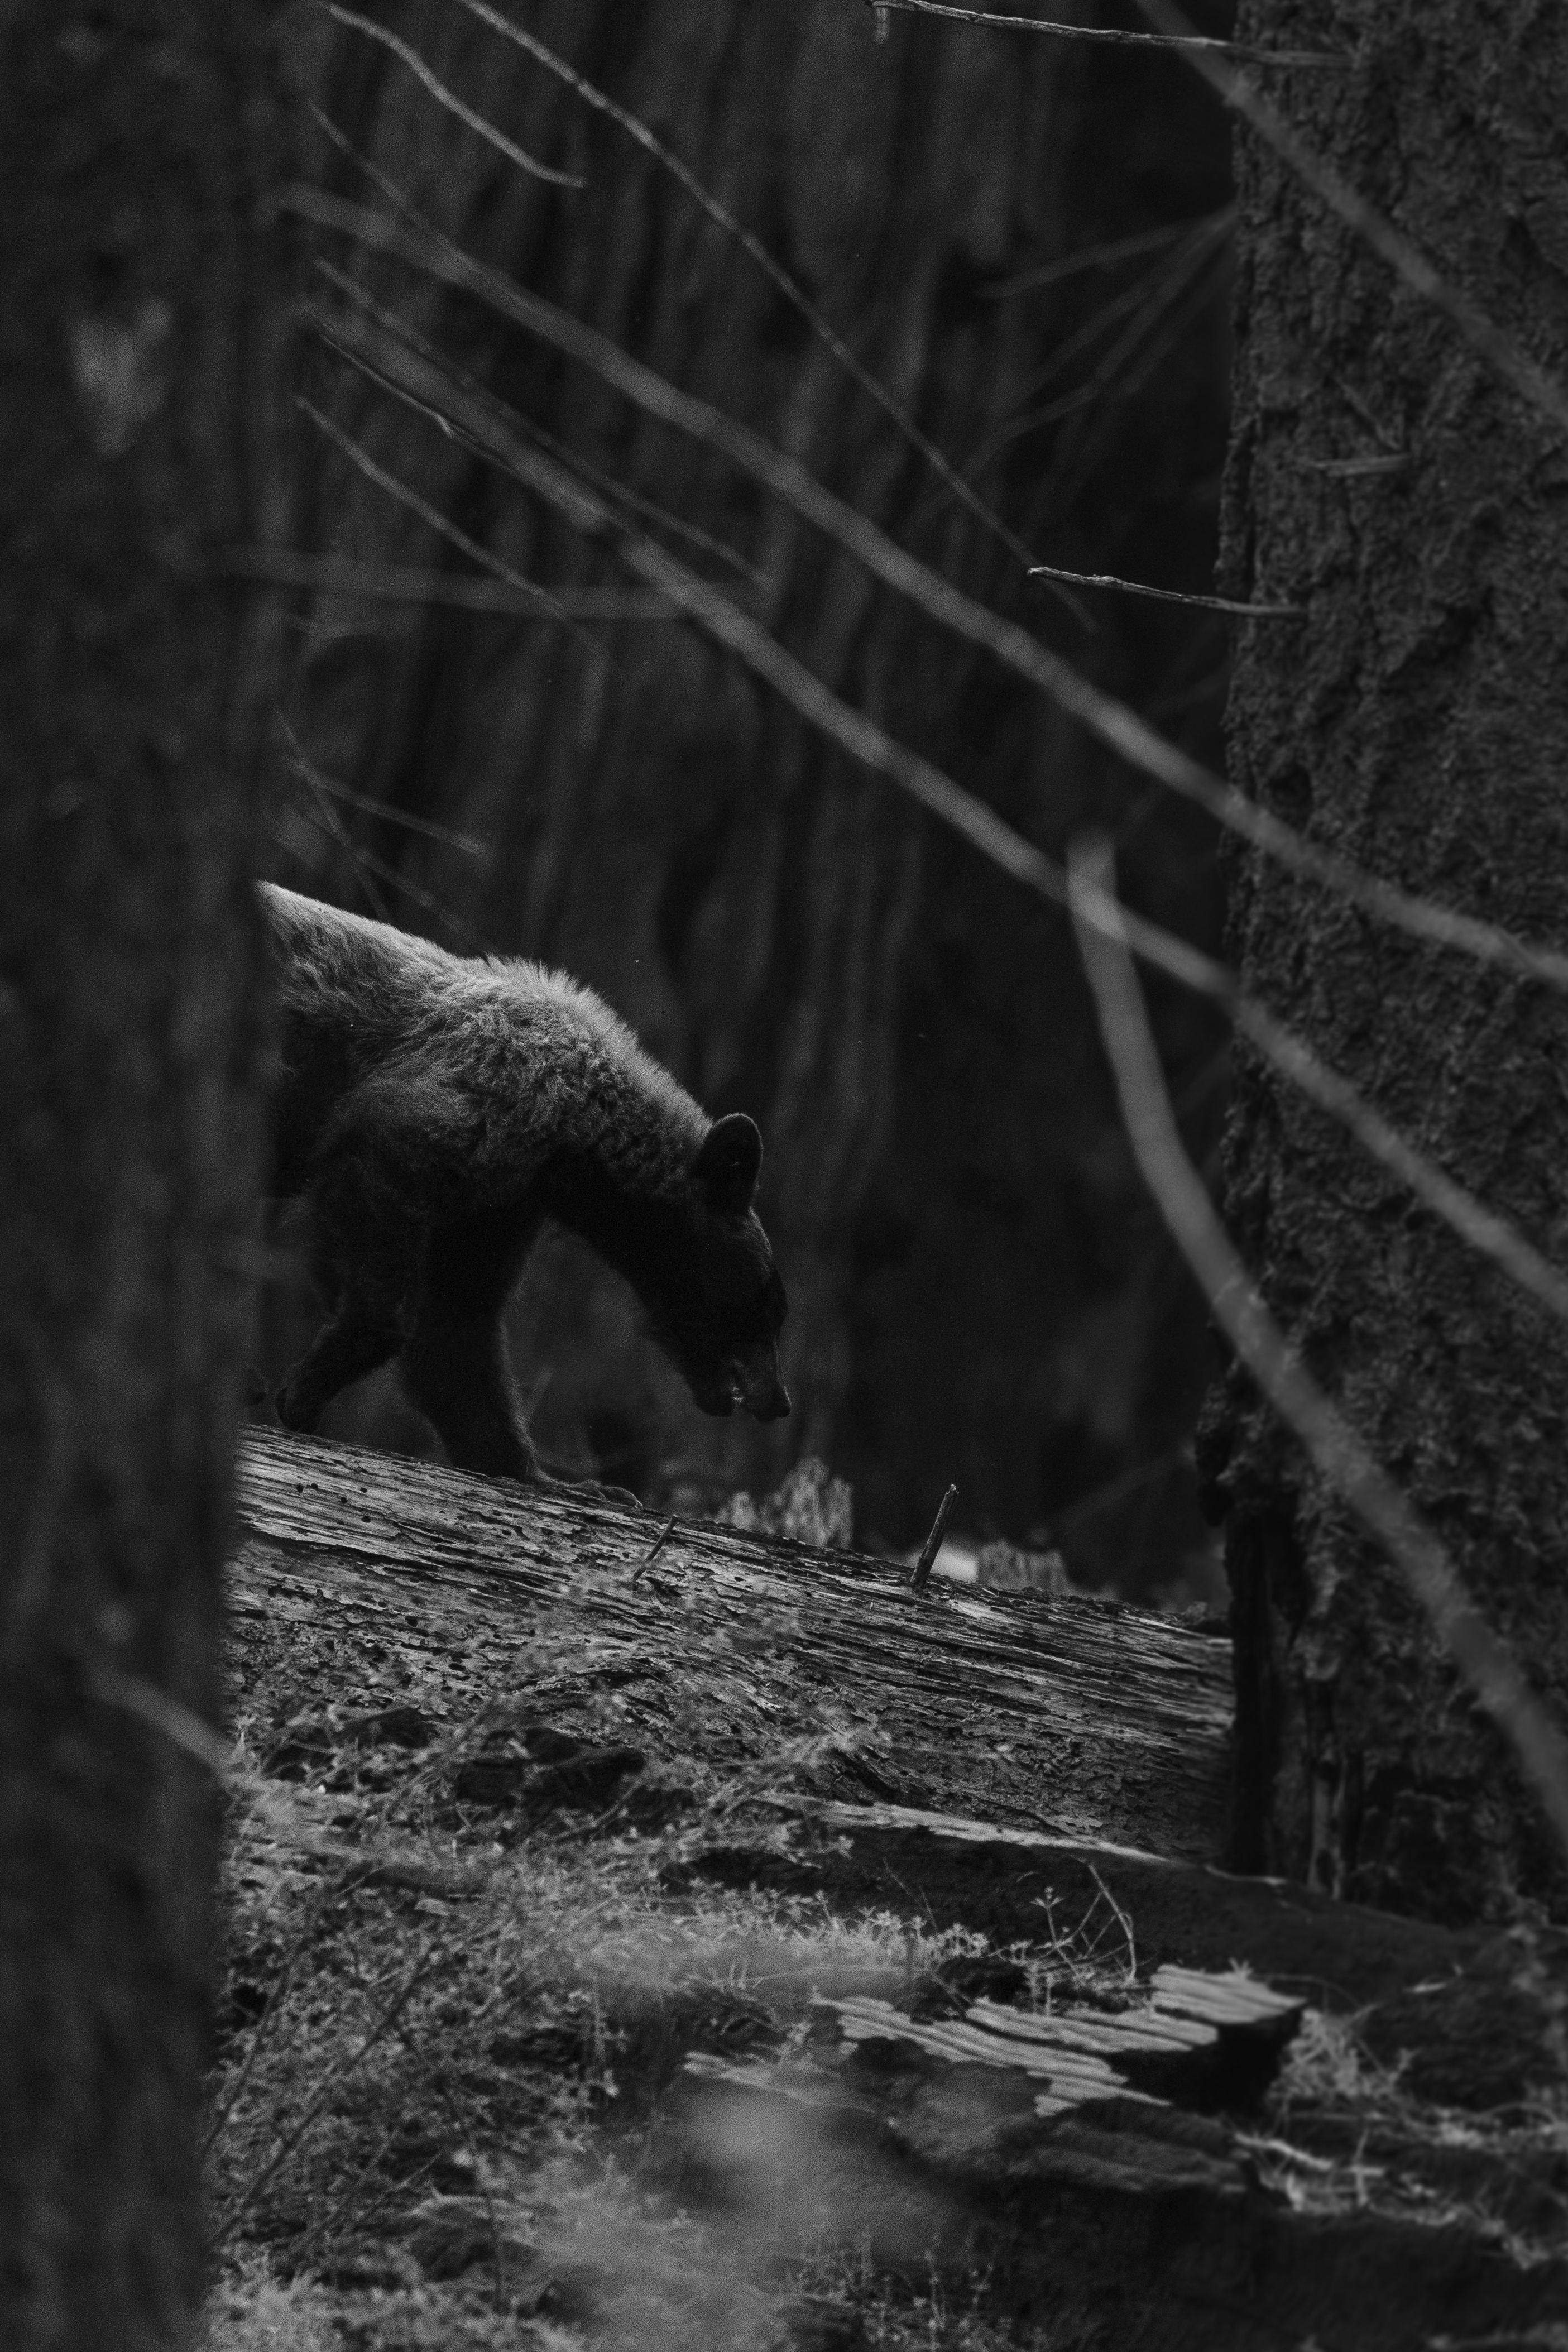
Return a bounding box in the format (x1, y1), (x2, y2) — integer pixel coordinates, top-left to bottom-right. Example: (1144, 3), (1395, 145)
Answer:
(693, 1113), (763, 1215)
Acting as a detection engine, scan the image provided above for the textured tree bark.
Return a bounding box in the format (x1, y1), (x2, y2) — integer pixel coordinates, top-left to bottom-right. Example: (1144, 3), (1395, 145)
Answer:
(1207, 2), (1568, 1918)
(268, 0), (1235, 1577)
(0, 5), (289, 2341)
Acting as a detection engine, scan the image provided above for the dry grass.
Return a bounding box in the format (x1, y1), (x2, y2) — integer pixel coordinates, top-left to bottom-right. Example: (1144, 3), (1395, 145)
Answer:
(208, 1681), (1568, 2346)
(205, 1696), (1065, 2350)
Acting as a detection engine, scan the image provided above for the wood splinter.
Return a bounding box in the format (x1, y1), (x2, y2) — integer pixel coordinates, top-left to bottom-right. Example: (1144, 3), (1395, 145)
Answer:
(909, 1483), (958, 1593)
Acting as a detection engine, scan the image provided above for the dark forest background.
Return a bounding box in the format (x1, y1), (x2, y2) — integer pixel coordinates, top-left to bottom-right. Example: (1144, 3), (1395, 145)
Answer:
(259, 0), (1240, 1598)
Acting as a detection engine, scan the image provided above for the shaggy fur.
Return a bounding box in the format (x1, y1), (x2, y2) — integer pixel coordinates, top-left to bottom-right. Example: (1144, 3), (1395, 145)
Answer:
(261, 885), (789, 1501)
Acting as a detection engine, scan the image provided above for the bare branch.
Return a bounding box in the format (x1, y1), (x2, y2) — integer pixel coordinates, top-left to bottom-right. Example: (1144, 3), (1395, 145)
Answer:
(1109, 912), (1568, 1333)
(318, 300), (1568, 1339)
(280, 714), (394, 925)
(290, 759), (491, 860)
(314, 249), (768, 590)
(282, 187), (1568, 996)
(227, 547), (683, 622)
(871, 0), (1342, 68)
(204, 1914), (314, 2156)
(279, 792), (493, 952)
(323, 3), (584, 189)
(1135, 0), (1568, 441)
(1067, 836), (1568, 1869)
(214, 1940), (441, 2247)
(1027, 561), (1300, 617)
(296, 389), (572, 629)
(92, 1668), (233, 1779)
(989, 214), (1230, 301)
(962, 211), (1232, 474)
(437, 0), (1081, 610)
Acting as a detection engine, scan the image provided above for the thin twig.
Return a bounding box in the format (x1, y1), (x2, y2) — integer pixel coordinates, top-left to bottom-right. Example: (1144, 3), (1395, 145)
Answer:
(323, 3), (583, 189)
(632, 1516), (677, 1586)
(909, 1484), (958, 1593)
(92, 1667), (233, 1779)
(280, 2114), (401, 2274)
(989, 216), (1226, 301)
(279, 798), (493, 952)
(1135, 0), (1568, 440)
(214, 1940), (440, 2248)
(225, 546), (681, 624)
(1048, 1445), (1186, 1536)
(438, 0), (1081, 611)
(962, 213), (1231, 476)
(319, 305), (1568, 1338)
(205, 1927), (311, 2157)
(297, 390), (570, 627)
(284, 187), (1568, 995)
(1028, 561), (1300, 616)
(1067, 835), (1568, 1871)
(290, 767), (489, 859)
(313, 249), (767, 591)
(280, 716), (394, 924)
(1097, 892), (1568, 1333)
(1085, 1862), (1138, 1984)
(872, 0), (1341, 65)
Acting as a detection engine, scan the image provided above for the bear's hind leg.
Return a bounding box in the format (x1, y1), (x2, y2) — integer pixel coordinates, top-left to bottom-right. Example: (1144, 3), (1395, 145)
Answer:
(276, 1300), (404, 1434)
(399, 1215), (640, 1508)
(276, 1142), (423, 1434)
(397, 1213), (539, 1482)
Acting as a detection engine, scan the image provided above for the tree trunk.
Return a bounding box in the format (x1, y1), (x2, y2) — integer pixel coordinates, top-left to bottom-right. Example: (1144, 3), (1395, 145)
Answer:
(268, 0), (1235, 1583)
(0, 6), (289, 2341)
(1207, 1), (1568, 1919)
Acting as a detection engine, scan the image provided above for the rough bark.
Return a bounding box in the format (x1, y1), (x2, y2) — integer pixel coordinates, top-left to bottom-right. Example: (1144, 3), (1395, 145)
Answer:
(262, 0), (1235, 1583)
(0, 6), (290, 2342)
(232, 1422), (1532, 2001)
(231, 1426), (1234, 1864)
(1207, 2), (1568, 1918)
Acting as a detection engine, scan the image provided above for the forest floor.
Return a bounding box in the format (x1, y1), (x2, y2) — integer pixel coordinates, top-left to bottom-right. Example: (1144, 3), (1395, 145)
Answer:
(203, 1434), (1568, 2352)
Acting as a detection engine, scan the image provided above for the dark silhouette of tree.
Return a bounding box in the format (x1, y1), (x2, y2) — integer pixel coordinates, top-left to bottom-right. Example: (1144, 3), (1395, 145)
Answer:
(0, 4), (289, 2339)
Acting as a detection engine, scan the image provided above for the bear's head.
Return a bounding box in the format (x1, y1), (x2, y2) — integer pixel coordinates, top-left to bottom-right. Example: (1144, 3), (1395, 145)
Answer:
(642, 1113), (790, 1422)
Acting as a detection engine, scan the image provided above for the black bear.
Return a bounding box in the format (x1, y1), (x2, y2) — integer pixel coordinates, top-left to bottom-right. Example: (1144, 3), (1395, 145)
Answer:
(261, 884), (789, 1505)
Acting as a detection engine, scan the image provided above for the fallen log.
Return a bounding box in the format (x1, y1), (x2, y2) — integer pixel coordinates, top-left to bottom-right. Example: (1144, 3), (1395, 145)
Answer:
(230, 1426), (1234, 1861)
(229, 1428), (1534, 2012)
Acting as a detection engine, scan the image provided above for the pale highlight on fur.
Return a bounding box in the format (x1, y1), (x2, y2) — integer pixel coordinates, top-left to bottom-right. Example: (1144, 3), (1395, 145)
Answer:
(262, 884), (707, 1184)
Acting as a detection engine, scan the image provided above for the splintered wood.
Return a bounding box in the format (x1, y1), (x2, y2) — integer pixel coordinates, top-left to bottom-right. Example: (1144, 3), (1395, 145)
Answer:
(231, 1426), (1231, 1861)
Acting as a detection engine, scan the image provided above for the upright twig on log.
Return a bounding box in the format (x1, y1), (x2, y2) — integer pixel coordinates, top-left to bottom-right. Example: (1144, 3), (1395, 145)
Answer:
(633, 1517), (677, 1586)
(910, 1484), (958, 1593)
(1067, 834), (1568, 1869)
